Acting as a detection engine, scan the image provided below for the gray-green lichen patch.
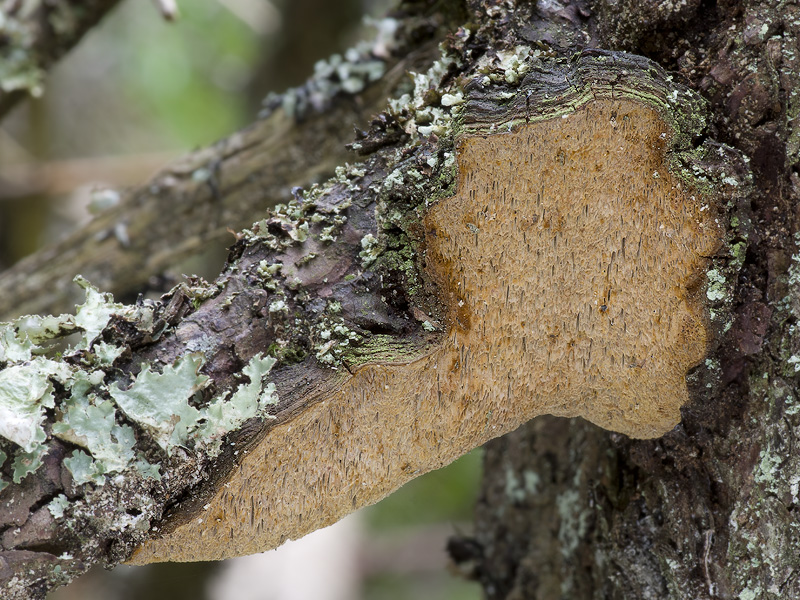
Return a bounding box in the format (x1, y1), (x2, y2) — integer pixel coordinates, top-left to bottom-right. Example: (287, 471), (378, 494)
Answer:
(109, 354), (209, 453)
(725, 374), (800, 600)
(386, 44), (464, 141)
(779, 233), (800, 377)
(0, 279), (151, 485)
(359, 233), (381, 267)
(259, 17), (399, 121)
(0, 359), (70, 452)
(0, 323), (34, 363)
(313, 315), (361, 367)
(195, 354), (278, 452)
(47, 494), (69, 519)
(243, 195), (347, 250)
(12, 446), (46, 484)
(73, 276), (123, 348)
(784, 232), (800, 316)
(484, 45), (535, 84)
(54, 390), (137, 485)
(706, 269), (727, 301)
(0, 273), (281, 491)
(504, 464), (540, 503)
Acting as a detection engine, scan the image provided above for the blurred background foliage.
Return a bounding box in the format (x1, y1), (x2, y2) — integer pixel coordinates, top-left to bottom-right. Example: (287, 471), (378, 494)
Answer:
(0, 0), (483, 598)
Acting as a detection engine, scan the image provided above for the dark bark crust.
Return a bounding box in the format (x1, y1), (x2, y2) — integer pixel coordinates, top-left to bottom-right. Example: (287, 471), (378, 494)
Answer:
(457, 1), (800, 599)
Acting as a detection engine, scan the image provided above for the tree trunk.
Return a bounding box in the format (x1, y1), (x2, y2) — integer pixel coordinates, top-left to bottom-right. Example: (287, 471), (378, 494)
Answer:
(0, 0), (796, 599)
(455, 1), (800, 599)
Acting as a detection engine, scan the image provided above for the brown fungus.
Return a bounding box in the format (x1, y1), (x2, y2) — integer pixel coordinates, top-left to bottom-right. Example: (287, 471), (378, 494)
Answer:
(129, 62), (726, 564)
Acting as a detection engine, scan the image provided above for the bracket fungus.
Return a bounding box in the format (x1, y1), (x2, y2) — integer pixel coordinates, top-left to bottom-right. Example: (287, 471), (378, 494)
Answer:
(130, 56), (726, 564)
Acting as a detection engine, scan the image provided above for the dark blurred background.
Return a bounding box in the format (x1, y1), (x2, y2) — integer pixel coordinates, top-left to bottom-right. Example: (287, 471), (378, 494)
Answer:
(0, 1), (483, 598)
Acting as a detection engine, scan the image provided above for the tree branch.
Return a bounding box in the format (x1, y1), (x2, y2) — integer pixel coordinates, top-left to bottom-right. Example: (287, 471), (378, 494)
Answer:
(0, 22), (442, 320)
(0, 1), (751, 598)
(0, 0), (123, 119)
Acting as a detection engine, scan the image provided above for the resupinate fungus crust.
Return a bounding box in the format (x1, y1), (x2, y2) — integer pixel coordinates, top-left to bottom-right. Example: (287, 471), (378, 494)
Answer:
(130, 54), (727, 564)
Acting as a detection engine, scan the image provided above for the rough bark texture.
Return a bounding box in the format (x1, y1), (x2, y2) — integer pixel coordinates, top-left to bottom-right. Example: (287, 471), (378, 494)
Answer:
(452, 1), (800, 599)
(0, 0), (796, 599)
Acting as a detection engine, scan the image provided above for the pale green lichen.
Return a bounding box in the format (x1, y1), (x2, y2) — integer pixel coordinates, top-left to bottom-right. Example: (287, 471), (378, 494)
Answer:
(87, 188), (121, 215)
(706, 269), (727, 301)
(0, 280), (132, 482)
(63, 450), (102, 486)
(134, 457), (162, 480)
(359, 233), (381, 266)
(739, 586), (758, 600)
(504, 465), (541, 503)
(260, 18), (397, 120)
(0, 322), (34, 363)
(491, 45), (534, 84)
(257, 261), (283, 291)
(386, 45), (464, 140)
(0, 359), (71, 452)
(54, 395), (136, 477)
(382, 168), (405, 190)
(557, 487), (590, 558)
(195, 354), (278, 449)
(731, 241), (747, 269)
(441, 91), (464, 106)
(0, 310), (79, 363)
(48, 494), (69, 519)
(93, 341), (125, 365)
(269, 299), (288, 313)
(109, 353), (209, 453)
(73, 276), (123, 348)
(312, 316), (360, 367)
(289, 221), (309, 242)
(12, 446), (47, 484)
(0, 273), (283, 491)
(0, 9), (46, 98)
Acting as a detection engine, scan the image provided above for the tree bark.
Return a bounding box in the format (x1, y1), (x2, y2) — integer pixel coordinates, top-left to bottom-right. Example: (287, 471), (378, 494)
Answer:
(0, 1), (795, 599)
(454, 1), (800, 599)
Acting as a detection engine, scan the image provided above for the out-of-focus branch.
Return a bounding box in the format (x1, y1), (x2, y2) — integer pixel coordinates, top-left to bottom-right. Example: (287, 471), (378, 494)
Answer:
(0, 0), (123, 119)
(0, 41), (441, 320)
(0, 151), (179, 199)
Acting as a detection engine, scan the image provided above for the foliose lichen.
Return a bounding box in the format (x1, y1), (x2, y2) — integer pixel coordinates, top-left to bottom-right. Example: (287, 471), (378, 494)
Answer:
(0, 277), (280, 491)
(259, 17), (400, 121)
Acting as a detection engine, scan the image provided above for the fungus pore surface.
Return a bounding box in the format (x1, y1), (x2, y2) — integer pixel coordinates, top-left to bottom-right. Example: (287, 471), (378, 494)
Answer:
(130, 98), (721, 563)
